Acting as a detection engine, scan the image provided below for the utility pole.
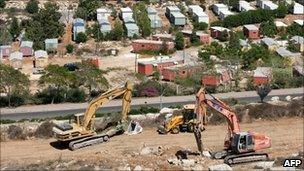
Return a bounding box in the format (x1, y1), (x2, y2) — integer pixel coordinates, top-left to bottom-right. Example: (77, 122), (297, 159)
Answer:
(159, 54), (163, 110)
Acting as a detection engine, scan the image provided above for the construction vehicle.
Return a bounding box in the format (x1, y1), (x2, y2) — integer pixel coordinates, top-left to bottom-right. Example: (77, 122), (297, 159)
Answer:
(52, 81), (133, 150)
(193, 87), (271, 165)
(157, 104), (201, 134)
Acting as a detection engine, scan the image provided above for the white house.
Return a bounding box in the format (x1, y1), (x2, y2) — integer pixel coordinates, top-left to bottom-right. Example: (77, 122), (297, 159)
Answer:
(238, 1), (255, 11)
(97, 8), (111, 21)
(292, 3), (304, 14)
(188, 5), (209, 23)
(219, 10), (234, 20)
(213, 4), (229, 15)
(263, 1), (278, 10)
(120, 7), (133, 20)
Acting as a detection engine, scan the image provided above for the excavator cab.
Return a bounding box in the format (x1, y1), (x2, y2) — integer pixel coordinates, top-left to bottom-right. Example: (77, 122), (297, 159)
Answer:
(231, 132), (254, 154)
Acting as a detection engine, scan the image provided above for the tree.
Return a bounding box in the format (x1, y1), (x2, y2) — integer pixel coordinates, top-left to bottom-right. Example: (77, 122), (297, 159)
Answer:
(9, 17), (21, 41)
(26, 0), (39, 14)
(91, 22), (104, 41)
(75, 7), (87, 19)
(77, 0), (100, 20)
(0, 0), (5, 8)
(218, 30), (229, 42)
(175, 32), (184, 50)
(111, 21), (124, 40)
(193, 22), (208, 30)
(133, 2), (151, 37)
(75, 61), (108, 94)
(260, 20), (276, 37)
(25, 2), (64, 50)
(286, 23), (304, 37)
(75, 32), (88, 43)
(256, 84), (271, 103)
(0, 64), (30, 107)
(275, 3), (288, 18)
(66, 44), (74, 53)
(39, 64), (75, 103)
(190, 30), (200, 46)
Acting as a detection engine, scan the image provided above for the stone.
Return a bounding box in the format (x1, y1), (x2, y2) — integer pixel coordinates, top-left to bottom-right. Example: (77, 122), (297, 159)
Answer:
(271, 96), (280, 102)
(140, 147), (152, 155)
(285, 96), (292, 101)
(208, 164), (232, 171)
(181, 159), (196, 167)
(118, 164), (131, 171)
(167, 158), (181, 165)
(254, 161), (275, 169)
(134, 165), (142, 171)
(202, 151), (211, 158)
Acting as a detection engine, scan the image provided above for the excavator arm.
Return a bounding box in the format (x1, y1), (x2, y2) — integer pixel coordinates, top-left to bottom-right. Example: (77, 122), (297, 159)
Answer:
(82, 81), (133, 131)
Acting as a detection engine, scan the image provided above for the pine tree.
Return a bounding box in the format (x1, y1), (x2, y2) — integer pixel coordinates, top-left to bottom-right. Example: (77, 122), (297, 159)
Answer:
(9, 17), (21, 41)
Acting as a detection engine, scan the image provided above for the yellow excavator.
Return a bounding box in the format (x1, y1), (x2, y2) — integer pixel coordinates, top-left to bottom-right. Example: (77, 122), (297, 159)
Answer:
(157, 104), (201, 134)
(52, 81), (133, 150)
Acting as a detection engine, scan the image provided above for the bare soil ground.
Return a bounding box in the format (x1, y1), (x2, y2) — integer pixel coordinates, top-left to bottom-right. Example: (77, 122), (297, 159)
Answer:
(1, 117), (303, 170)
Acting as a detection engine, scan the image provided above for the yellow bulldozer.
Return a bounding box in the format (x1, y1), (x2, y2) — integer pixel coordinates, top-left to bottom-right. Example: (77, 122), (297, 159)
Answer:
(157, 104), (200, 134)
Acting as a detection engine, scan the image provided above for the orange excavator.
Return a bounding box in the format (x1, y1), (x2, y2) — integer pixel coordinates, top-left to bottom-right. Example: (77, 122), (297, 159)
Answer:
(193, 87), (271, 165)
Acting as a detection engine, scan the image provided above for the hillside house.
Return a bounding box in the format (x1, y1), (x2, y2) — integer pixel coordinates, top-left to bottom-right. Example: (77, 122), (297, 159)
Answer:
(34, 50), (48, 68)
(125, 23), (139, 37)
(147, 7), (162, 28)
(243, 24), (260, 39)
(212, 4), (228, 15)
(20, 41), (33, 57)
(291, 36), (304, 52)
(240, 39), (251, 51)
(292, 3), (304, 14)
(0, 45), (11, 58)
(120, 7), (133, 20)
(238, 1), (255, 11)
(137, 55), (185, 76)
(9, 51), (23, 69)
(276, 47), (302, 58)
(170, 12), (186, 26)
(210, 26), (230, 39)
(181, 30), (211, 44)
(162, 63), (199, 81)
(253, 67), (272, 85)
(262, 1), (278, 10)
(45, 38), (58, 52)
(99, 18), (112, 35)
(261, 38), (278, 50)
(132, 39), (174, 53)
(188, 5), (209, 24)
(293, 65), (303, 77)
(202, 68), (231, 86)
(73, 18), (85, 40)
(274, 21), (287, 28)
(293, 19), (303, 26)
(219, 10), (234, 20)
(97, 8), (111, 21)
(165, 6), (180, 19)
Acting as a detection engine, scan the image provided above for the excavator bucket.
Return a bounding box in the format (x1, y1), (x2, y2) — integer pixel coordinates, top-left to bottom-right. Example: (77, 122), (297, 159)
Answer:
(126, 121), (143, 135)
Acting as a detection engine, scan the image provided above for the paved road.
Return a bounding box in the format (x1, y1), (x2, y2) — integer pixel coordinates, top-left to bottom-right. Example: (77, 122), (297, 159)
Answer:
(0, 88), (302, 120)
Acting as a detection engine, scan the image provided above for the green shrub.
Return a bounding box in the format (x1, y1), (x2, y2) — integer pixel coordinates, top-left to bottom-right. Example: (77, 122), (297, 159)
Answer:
(75, 32), (88, 43)
(66, 88), (86, 103)
(66, 44), (74, 53)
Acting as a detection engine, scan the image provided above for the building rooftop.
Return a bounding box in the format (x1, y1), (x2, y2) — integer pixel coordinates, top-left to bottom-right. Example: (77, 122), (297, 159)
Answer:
(294, 19), (304, 26)
(98, 18), (110, 24)
(147, 7), (157, 14)
(210, 26), (230, 32)
(133, 39), (165, 45)
(253, 67), (271, 77)
(125, 23), (139, 30)
(274, 21), (287, 27)
(214, 3), (228, 8)
(148, 14), (161, 21)
(188, 5), (205, 13)
(138, 51), (190, 65)
(121, 7), (132, 13)
(240, 39), (249, 47)
(101, 24), (112, 31)
(74, 18), (84, 24)
(45, 38), (58, 44)
(21, 41), (33, 48)
(261, 37), (278, 46)
(220, 9), (234, 15)
(34, 50), (48, 58)
(97, 8), (109, 13)
(170, 12), (186, 18)
(123, 17), (135, 23)
(167, 6), (180, 12)
(0, 45), (11, 49)
(153, 33), (175, 39)
(291, 36), (304, 44)
(244, 24), (259, 30)
(9, 51), (23, 61)
(276, 47), (302, 57)
(263, 1), (278, 9)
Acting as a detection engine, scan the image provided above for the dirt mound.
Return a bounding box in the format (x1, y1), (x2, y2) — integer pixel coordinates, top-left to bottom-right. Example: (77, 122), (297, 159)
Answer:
(34, 121), (55, 138)
(7, 125), (26, 140)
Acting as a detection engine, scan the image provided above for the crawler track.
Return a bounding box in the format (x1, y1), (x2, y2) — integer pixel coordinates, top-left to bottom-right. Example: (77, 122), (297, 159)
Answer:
(69, 134), (109, 151)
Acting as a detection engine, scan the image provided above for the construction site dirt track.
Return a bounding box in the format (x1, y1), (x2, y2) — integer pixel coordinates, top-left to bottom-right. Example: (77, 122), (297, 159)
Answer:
(1, 117), (303, 169)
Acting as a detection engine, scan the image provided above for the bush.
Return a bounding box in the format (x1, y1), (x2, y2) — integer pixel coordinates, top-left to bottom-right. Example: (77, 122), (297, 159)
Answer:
(34, 87), (66, 104)
(66, 44), (74, 53)
(34, 121), (55, 138)
(0, 0), (5, 8)
(75, 32), (88, 43)
(66, 88), (86, 103)
(129, 106), (160, 115)
(0, 93), (27, 107)
(26, 0), (39, 14)
(7, 125), (26, 140)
